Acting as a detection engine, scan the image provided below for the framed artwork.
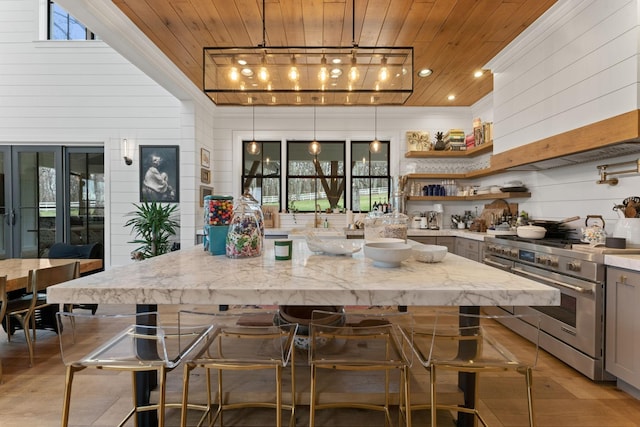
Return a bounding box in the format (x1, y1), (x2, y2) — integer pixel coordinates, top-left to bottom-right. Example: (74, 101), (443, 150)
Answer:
(139, 145), (179, 202)
(199, 185), (214, 207)
(201, 168), (211, 184)
(200, 147), (210, 168)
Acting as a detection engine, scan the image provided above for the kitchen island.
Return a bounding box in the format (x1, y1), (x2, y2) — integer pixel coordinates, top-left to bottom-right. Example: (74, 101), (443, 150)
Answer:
(46, 240), (559, 427)
(47, 240), (558, 307)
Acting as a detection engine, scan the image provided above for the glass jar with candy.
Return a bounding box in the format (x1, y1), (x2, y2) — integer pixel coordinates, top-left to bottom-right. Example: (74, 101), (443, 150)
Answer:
(204, 195), (233, 255)
(225, 190), (264, 258)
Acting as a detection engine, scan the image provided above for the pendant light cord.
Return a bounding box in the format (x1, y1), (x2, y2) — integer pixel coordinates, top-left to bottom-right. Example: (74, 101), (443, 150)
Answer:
(351, 0), (357, 47)
(252, 105), (256, 140)
(259, 0), (266, 47)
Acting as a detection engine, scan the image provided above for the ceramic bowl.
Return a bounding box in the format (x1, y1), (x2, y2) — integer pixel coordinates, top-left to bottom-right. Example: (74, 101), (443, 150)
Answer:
(363, 241), (412, 268)
(412, 244), (448, 263)
(516, 225), (546, 239)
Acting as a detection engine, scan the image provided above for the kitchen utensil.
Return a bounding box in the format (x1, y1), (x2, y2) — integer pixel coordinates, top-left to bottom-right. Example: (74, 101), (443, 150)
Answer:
(516, 225), (546, 239)
(625, 204), (637, 218)
(581, 215), (606, 246)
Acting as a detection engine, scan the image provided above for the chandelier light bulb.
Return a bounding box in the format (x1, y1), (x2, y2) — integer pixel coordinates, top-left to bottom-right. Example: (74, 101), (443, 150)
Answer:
(349, 57), (359, 82)
(318, 56), (329, 82)
(229, 66), (240, 82)
(378, 57), (389, 81)
(288, 56), (299, 81)
(369, 139), (381, 153)
(258, 66), (269, 82)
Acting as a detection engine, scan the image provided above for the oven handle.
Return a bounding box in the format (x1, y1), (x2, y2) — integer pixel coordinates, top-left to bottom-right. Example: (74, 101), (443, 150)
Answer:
(483, 258), (512, 270)
(511, 267), (594, 294)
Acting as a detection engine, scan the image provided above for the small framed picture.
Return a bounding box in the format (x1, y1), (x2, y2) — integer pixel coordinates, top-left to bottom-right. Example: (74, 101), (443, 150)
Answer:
(201, 168), (211, 184)
(139, 145), (179, 202)
(200, 147), (210, 168)
(199, 186), (214, 207)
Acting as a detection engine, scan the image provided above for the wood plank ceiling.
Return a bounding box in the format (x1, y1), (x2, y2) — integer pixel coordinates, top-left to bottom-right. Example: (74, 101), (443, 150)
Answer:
(112, 0), (557, 107)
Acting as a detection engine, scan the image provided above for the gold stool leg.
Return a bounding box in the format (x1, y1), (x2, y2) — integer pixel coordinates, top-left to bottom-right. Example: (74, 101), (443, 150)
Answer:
(525, 367), (536, 427)
(158, 367), (166, 427)
(430, 366), (437, 427)
(309, 364), (317, 427)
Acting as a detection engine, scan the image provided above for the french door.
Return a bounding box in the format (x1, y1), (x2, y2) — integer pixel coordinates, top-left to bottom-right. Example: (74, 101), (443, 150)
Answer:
(0, 145), (104, 259)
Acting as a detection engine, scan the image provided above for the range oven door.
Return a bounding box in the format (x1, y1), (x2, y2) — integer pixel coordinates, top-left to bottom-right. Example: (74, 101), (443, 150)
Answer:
(483, 254), (515, 313)
(510, 262), (603, 359)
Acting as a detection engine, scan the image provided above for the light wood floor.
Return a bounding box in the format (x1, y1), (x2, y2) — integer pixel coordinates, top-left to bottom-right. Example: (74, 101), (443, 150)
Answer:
(2, 304), (640, 426)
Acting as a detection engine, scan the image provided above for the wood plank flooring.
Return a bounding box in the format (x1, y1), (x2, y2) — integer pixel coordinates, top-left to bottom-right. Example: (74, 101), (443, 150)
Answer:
(1, 304), (640, 426)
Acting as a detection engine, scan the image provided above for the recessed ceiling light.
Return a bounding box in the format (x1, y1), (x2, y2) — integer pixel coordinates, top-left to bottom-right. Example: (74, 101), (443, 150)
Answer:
(447, 94), (456, 101)
(332, 58), (342, 64)
(241, 68), (253, 77)
(474, 70), (484, 78)
(417, 68), (433, 78)
(237, 59), (247, 65)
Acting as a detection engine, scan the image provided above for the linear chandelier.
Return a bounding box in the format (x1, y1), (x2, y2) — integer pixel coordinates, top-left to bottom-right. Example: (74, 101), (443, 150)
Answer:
(202, 1), (413, 106)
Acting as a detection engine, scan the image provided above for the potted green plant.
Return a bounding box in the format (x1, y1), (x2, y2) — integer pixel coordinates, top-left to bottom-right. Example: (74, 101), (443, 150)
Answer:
(125, 201), (180, 259)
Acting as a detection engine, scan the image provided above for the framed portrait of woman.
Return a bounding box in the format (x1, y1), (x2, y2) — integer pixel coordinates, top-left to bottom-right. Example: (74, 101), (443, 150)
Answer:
(139, 145), (180, 202)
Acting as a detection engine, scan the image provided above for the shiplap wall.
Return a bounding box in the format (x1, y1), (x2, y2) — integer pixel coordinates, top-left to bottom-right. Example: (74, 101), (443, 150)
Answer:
(0, 0), (207, 267)
(478, 0), (640, 231)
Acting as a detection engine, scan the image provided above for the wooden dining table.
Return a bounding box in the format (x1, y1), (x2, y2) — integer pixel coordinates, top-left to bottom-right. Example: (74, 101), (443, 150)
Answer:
(2, 258), (103, 292)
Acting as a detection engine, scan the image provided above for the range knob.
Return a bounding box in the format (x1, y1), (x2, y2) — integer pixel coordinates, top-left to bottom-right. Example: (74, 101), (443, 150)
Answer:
(568, 261), (581, 272)
(510, 249), (519, 257)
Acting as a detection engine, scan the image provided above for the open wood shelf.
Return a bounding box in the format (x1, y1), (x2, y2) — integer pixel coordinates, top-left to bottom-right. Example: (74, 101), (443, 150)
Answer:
(406, 192), (530, 202)
(405, 141), (493, 158)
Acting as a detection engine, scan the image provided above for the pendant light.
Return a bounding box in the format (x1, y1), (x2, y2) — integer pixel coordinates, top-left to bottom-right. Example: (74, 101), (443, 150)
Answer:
(247, 106), (260, 155)
(369, 107), (381, 153)
(308, 105), (321, 155)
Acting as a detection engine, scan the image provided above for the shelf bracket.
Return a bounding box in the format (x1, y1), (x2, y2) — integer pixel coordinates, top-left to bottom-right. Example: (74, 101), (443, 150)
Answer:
(596, 158), (640, 185)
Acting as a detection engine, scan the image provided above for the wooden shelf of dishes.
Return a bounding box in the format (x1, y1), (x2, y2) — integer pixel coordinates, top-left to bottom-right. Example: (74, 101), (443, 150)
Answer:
(405, 141), (493, 158)
(406, 192), (531, 202)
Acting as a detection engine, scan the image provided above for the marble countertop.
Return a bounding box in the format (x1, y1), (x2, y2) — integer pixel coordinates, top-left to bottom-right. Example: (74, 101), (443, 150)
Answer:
(47, 241), (559, 307)
(604, 254), (640, 271)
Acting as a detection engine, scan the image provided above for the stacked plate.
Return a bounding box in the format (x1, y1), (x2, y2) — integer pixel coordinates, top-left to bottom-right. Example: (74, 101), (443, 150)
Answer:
(500, 180), (528, 193)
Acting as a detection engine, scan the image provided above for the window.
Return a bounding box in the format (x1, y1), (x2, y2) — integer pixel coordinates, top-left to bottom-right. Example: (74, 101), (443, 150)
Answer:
(242, 141), (281, 211)
(48, 1), (98, 40)
(287, 141), (345, 213)
(351, 141), (390, 212)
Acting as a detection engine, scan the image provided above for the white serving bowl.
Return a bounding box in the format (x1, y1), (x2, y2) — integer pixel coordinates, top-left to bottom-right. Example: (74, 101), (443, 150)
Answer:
(516, 225), (546, 239)
(363, 241), (412, 268)
(306, 237), (362, 255)
(412, 244), (448, 263)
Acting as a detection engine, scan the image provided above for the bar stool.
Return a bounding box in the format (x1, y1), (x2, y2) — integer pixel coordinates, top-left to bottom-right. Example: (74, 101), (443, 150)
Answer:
(180, 309), (298, 427)
(56, 310), (214, 427)
(308, 309), (414, 427)
(406, 309), (540, 427)
(4, 262), (79, 367)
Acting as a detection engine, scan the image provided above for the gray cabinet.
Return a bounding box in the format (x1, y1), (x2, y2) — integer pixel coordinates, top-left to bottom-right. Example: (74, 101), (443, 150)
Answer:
(454, 238), (484, 262)
(410, 236), (455, 253)
(606, 267), (640, 388)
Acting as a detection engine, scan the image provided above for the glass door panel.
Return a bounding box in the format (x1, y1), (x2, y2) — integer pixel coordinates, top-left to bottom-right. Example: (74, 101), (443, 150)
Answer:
(0, 147), (9, 259)
(15, 149), (63, 258)
(67, 149), (104, 246)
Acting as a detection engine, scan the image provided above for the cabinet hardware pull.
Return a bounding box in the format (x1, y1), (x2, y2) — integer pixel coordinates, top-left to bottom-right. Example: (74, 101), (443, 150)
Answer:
(511, 267), (593, 294)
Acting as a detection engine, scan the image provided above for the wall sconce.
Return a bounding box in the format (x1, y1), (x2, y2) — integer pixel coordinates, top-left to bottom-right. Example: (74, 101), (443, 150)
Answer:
(121, 138), (133, 165)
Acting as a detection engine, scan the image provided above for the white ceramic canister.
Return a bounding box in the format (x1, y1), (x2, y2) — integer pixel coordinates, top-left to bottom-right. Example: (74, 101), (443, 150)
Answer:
(613, 218), (640, 248)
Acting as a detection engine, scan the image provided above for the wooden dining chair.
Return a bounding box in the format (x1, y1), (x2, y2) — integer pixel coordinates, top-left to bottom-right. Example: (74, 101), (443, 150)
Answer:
(3, 262), (79, 367)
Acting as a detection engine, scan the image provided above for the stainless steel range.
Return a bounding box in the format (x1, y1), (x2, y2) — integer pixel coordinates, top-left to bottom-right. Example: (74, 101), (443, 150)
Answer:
(483, 235), (614, 381)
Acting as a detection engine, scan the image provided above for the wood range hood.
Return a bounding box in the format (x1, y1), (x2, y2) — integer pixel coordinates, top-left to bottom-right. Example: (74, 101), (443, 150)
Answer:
(491, 110), (640, 171)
